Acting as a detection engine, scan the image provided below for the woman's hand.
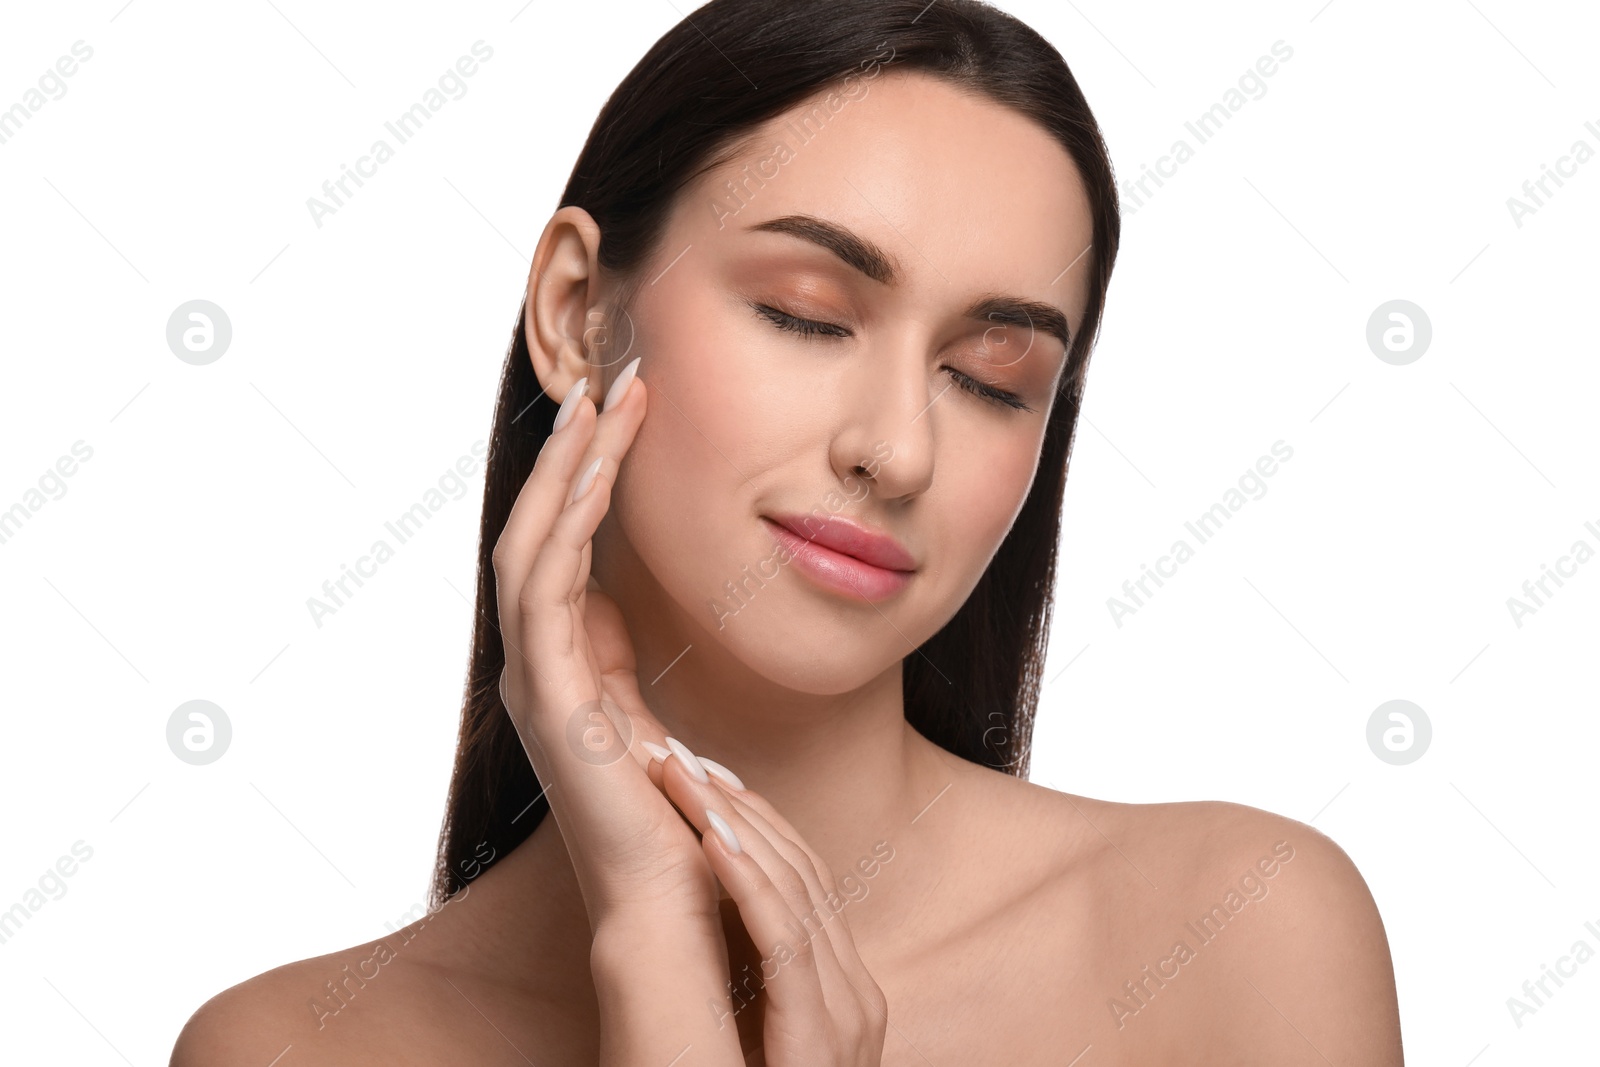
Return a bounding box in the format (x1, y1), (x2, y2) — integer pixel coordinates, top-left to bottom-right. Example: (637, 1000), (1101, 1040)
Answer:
(490, 363), (722, 936)
(491, 361), (884, 1064)
(642, 743), (891, 1066)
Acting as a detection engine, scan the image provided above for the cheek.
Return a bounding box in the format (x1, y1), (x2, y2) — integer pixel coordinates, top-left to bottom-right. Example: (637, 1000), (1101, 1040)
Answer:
(631, 281), (843, 498)
(939, 424), (1047, 565)
(611, 361), (725, 578)
(607, 300), (812, 602)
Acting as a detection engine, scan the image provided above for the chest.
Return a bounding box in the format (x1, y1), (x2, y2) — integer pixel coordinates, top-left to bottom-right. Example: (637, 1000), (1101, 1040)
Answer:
(866, 901), (1098, 1065)
(867, 895), (1219, 1066)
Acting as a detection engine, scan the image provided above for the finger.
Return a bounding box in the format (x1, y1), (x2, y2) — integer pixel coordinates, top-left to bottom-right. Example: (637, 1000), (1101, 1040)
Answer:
(652, 748), (851, 989)
(490, 397), (594, 713)
(708, 797), (863, 1010)
(562, 359), (644, 510)
(501, 457), (680, 870)
(699, 800), (889, 1059)
(703, 783), (883, 1018)
(490, 367), (645, 681)
(718, 794), (884, 1023)
(637, 741), (733, 901)
(504, 448), (612, 722)
(501, 375), (644, 720)
(704, 783), (844, 927)
(512, 459), (619, 737)
(722, 796), (851, 939)
(491, 378), (595, 631)
(564, 380), (646, 679)
(722, 788), (845, 914)
(639, 740), (672, 792)
(647, 748), (885, 1043)
(692, 793), (829, 1026)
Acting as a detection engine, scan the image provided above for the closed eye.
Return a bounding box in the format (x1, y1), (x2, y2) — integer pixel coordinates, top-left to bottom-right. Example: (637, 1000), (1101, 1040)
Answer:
(749, 302), (851, 339)
(748, 301), (1032, 412)
(947, 370), (1031, 412)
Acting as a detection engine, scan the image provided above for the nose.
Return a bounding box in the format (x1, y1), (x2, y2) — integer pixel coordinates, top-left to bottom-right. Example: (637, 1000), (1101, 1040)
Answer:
(829, 341), (936, 503)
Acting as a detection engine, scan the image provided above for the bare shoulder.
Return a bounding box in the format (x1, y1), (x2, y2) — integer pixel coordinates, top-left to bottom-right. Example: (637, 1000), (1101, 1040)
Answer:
(171, 948), (357, 1065)
(1065, 793), (1395, 940)
(170, 932), (451, 1066)
(1033, 788), (1405, 1063)
(1059, 791), (1370, 891)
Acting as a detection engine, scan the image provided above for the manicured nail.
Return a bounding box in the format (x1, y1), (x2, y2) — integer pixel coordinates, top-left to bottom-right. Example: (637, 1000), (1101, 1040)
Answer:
(641, 740), (671, 763)
(664, 736), (710, 783)
(602, 357), (641, 412)
(569, 456), (603, 504)
(552, 377), (589, 433)
(706, 809), (741, 854)
(698, 757), (745, 792)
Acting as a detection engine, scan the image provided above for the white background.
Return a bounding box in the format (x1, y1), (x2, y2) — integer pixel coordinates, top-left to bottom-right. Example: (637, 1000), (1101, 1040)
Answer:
(1, 0), (1596, 1062)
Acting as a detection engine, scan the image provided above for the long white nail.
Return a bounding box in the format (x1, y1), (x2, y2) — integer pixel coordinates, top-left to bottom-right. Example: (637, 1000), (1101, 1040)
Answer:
(602, 357), (641, 412)
(568, 456), (603, 505)
(641, 741), (671, 763)
(552, 377), (589, 433)
(706, 809), (741, 854)
(664, 736), (710, 783)
(698, 757), (745, 792)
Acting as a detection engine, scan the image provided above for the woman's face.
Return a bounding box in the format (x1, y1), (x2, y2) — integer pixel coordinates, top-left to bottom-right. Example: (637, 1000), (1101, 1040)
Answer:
(594, 69), (1095, 695)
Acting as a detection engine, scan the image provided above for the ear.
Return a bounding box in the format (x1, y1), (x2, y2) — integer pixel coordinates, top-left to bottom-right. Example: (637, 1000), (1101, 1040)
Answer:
(525, 205), (606, 404)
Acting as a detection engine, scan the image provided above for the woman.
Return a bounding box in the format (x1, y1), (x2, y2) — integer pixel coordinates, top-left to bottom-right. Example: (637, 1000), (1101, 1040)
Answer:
(174, 0), (1404, 1062)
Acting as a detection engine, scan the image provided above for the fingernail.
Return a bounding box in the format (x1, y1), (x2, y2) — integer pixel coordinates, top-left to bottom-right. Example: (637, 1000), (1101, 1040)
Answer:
(552, 377), (589, 433)
(698, 757), (745, 792)
(641, 740), (671, 763)
(568, 456), (604, 504)
(664, 736), (710, 783)
(706, 809), (741, 854)
(602, 357), (641, 412)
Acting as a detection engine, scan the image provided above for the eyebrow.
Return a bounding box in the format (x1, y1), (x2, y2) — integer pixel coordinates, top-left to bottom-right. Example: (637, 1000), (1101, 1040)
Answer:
(744, 213), (1074, 351)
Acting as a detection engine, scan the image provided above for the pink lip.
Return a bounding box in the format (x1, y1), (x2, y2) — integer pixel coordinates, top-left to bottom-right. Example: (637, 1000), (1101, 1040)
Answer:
(762, 514), (915, 603)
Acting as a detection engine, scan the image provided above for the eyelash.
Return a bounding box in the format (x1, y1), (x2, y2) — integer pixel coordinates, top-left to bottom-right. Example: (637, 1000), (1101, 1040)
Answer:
(749, 302), (1032, 412)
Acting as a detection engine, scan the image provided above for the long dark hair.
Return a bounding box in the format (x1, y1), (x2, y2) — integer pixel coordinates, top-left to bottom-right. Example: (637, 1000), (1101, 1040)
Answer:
(431, 0), (1120, 906)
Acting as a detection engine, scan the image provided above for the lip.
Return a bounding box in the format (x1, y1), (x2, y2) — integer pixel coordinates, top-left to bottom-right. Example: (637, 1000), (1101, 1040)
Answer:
(761, 513), (916, 603)
(766, 513), (915, 571)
